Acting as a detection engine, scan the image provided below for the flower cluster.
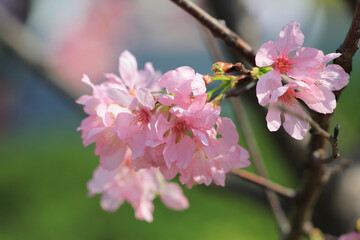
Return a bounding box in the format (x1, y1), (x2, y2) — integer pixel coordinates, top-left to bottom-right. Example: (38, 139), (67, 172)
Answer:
(77, 50), (250, 221)
(255, 22), (349, 140)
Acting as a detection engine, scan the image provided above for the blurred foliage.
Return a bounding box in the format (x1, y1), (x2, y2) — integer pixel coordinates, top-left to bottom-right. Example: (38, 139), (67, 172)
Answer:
(0, 123), (280, 240)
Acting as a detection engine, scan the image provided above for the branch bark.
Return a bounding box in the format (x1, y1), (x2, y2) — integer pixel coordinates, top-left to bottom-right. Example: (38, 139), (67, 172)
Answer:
(231, 169), (296, 199)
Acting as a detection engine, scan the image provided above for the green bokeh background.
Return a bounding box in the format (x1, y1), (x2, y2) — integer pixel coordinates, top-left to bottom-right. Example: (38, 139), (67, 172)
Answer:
(0, 1), (359, 239)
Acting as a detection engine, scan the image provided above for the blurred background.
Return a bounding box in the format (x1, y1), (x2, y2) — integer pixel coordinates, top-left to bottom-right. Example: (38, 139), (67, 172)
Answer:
(0, 0), (359, 239)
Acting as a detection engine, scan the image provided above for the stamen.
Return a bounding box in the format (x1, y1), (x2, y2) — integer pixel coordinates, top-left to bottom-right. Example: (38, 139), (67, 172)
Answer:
(172, 120), (189, 143)
(279, 89), (299, 107)
(130, 109), (150, 128)
(274, 54), (294, 74)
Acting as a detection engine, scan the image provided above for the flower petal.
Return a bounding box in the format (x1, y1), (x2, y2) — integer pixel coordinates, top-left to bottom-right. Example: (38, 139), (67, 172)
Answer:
(100, 145), (127, 170)
(119, 50), (138, 90)
(255, 40), (277, 67)
(320, 64), (349, 91)
(283, 105), (309, 140)
(276, 21), (304, 53)
(266, 106), (282, 131)
(160, 183), (189, 210)
(158, 66), (195, 93)
(191, 73), (206, 95)
(322, 53), (341, 66)
(106, 88), (135, 108)
(134, 88), (155, 109)
(291, 47), (323, 72)
(256, 70), (282, 106)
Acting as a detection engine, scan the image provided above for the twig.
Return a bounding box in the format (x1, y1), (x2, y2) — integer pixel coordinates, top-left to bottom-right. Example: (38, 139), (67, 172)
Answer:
(231, 169), (296, 199)
(314, 125), (340, 164)
(223, 81), (256, 98)
(334, 0), (360, 74)
(170, 0), (256, 66)
(326, 158), (350, 177)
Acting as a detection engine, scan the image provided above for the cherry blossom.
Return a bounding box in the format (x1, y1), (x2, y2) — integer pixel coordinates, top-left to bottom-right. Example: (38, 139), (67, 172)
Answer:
(338, 232), (360, 240)
(255, 21), (349, 139)
(87, 150), (189, 222)
(78, 51), (251, 221)
(77, 50), (161, 170)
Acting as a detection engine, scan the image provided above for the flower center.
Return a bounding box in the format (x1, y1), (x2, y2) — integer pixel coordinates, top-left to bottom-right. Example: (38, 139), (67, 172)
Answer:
(173, 120), (188, 143)
(131, 109), (150, 127)
(274, 54), (294, 74)
(279, 89), (298, 107)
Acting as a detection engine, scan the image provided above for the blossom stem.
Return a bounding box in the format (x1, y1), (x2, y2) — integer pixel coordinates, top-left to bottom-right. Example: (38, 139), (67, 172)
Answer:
(150, 90), (167, 94)
(207, 81), (230, 100)
(211, 75), (235, 81)
(231, 169), (295, 199)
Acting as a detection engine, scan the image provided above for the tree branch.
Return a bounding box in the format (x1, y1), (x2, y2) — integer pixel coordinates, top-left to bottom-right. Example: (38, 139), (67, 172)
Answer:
(231, 169), (295, 199)
(170, 0), (256, 66)
(334, 0), (360, 74)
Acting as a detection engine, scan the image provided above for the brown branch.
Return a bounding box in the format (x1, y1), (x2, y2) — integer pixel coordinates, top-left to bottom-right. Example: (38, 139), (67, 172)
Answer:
(231, 169), (296, 199)
(286, 1), (360, 238)
(334, 0), (360, 74)
(170, 0), (256, 66)
(326, 158), (350, 178)
(224, 81), (257, 98)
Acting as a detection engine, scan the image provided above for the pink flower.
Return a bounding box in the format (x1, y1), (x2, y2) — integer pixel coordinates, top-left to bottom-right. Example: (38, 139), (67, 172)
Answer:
(77, 115), (128, 170)
(77, 50), (161, 170)
(148, 100), (249, 188)
(87, 150), (189, 222)
(79, 51), (251, 218)
(256, 21), (323, 101)
(111, 90), (157, 160)
(158, 103), (221, 170)
(77, 75), (127, 127)
(158, 66), (207, 113)
(255, 21), (349, 139)
(297, 52), (349, 112)
(178, 117), (250, 188)
(338, 232), (360, 240)
(263, 81), (310, 140)
(105, 50), (161, 109)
